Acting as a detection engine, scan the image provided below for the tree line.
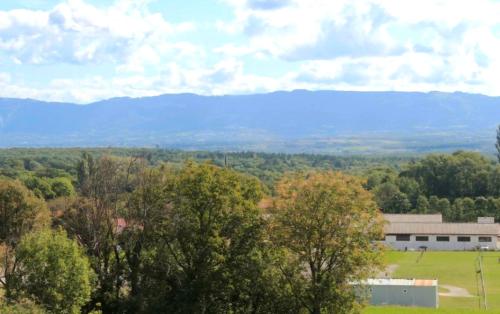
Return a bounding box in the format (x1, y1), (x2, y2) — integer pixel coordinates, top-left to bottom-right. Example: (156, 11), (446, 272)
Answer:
(367, 126), (500, 221)
(0, 154), (383, 314)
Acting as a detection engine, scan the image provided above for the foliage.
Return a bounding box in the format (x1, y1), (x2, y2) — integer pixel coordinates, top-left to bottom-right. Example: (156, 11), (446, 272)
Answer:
(496, 125), (500, 162)
(138, 162), (277, 313)
(9, 229), (94, 314)
(0, 179), (49, 245)
(61, 154), (139, 313)
(365, 151), (500, 221)
(1, 147), (500, 312)
(271, 171), (384, 314)
(0, 299), (46, 314)
(50, 177), (75, 197)
(0, 148), (413, 193)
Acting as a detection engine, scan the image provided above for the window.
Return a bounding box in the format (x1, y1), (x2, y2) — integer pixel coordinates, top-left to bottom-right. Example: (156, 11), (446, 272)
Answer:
(458, 236), (471, 242)
(396, 234), (410, 241)
(416, 236), (428, 241)
(479, 237), (492, 242)
(436, 236), (449, 242)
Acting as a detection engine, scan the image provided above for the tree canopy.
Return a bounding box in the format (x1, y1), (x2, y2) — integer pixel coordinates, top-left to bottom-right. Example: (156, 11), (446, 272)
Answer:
(272, 171), (384, 314)
(9, 229), (94, 314)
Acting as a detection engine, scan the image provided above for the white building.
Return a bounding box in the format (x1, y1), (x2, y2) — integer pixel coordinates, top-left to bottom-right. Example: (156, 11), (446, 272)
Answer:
(382, 214), (500, 251)
(357, 278), (438, 308)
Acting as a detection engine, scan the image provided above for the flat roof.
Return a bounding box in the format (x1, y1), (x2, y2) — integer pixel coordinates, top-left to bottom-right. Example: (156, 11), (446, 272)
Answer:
(364, 278), (437, 287)
(385, 222), (499, 236)
(384, 214), (443, 223)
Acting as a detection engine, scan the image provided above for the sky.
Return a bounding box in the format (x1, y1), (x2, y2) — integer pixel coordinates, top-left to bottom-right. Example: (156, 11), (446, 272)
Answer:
(1, 0), (500, 103)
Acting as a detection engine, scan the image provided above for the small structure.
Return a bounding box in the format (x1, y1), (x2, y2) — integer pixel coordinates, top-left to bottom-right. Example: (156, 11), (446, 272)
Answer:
(361, 278), (438, 308)
(382, 214), (500, 251)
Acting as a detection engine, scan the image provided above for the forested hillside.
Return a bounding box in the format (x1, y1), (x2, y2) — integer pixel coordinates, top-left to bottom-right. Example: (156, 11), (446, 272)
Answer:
(1, 91), (499, 153)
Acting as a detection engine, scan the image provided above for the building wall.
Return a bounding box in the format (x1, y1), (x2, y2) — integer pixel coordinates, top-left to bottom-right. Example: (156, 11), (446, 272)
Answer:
(368, 285), (438, 308)
(383, 234), (498, 251)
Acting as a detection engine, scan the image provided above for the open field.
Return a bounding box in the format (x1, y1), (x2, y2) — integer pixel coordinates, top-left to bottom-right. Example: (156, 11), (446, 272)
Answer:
(363, 251), (500, 314)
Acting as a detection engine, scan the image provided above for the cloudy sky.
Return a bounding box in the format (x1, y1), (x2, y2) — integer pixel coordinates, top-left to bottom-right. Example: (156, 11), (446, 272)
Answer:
(1, 0), (499, 103)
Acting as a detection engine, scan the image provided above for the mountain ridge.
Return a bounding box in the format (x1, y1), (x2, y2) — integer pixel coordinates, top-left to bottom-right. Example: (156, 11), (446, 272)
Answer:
(1, 90), (499, 153)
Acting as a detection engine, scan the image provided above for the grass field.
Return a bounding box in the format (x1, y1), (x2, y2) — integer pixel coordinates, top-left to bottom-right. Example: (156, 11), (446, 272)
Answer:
(363, 251), (500, 314)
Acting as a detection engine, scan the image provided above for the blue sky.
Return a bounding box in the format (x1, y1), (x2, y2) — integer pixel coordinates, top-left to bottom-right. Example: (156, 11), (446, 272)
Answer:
(1, 0), (500, 103)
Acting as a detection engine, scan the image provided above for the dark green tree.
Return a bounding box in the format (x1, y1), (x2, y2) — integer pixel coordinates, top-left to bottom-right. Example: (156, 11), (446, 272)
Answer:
(373, 182), (412, 213)
(496, 125), (500, 162)
(142, 162), (275, 313)
(452, 198), (476, 222)
(415, 195), (430, 214)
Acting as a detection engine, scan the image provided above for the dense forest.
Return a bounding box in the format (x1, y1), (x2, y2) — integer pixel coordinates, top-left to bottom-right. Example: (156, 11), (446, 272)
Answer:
(0, 152), (382, 314)
(0, 128), (499, 313)
(0, 146), (499, 222)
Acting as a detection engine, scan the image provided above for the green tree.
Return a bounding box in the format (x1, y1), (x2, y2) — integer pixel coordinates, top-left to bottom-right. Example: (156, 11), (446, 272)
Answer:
(50, 177), (75, 197)
(272, 171), (384, 314)
(437, 198), (452, 221)
(20, 175), (56, 200)
(400, 152), (491, 198)
(452, 198), (476, 222)
(0, 179), (50, 299)
(62, 155), (137, 313)
(9, 229), (94, 314)
(0, 299), (46, 314)
(397, 177), (421, 208)
(143, 162), (273, 313)
(496, 125), (500, 162)
(489, 166), (500, 197)
(0, 179), (49, 245)
(373, 182), (411, 213)
(415, 195), (430, 214)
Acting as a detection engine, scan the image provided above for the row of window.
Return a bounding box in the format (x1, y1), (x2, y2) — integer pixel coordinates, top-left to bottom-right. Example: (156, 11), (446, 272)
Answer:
(394, 234), (493, 242)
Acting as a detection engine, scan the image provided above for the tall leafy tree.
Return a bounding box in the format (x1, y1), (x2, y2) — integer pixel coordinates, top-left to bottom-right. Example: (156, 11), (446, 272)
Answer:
(0, 179), (50, 298)
(271, 171), (384, 314)
(119, 165), (174, 312)
(61, 155), (141, 313)
(142, 162), (273, 313)
(0, 179), (49, 245)
(9, 229), (94, 314)
(497, 125), (500, 162)
(415, 195), (430, 214)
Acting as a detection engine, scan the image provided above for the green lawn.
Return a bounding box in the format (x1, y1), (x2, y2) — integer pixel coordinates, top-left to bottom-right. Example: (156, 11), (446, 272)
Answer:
(363, 251), (500, 314)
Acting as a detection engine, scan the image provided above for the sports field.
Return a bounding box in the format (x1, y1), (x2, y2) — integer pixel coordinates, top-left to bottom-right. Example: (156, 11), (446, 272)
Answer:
(363, 251), (500, 314)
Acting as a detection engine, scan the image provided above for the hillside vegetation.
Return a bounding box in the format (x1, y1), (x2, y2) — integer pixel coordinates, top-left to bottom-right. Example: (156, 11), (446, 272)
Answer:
(1, 91), (499, 153)
(0, 147), (499, 313)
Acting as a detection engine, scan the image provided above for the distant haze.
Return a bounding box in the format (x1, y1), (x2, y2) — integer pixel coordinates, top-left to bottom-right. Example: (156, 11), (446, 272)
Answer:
(1, 90), (499, 154)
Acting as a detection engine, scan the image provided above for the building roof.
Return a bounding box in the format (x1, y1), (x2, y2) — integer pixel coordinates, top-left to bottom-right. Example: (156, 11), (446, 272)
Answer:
(363, 278), (437, 287)
(385, 222), (499, 236)
(384, 214), (443, 223)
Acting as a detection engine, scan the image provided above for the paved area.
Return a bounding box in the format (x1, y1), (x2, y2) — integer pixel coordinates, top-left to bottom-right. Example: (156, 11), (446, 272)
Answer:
(377, 264), (399, 278)
(439, 284), (473, 297)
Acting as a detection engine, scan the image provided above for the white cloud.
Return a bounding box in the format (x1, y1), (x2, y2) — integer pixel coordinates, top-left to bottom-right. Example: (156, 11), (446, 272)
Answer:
(2, 0), (500, 102)
(218, 0), (500, 95)
(0, 61), (290, 103)
(0, 0), (198, 71)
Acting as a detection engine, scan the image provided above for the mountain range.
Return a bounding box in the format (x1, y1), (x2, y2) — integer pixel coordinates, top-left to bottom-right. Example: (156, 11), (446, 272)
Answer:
(1, 90), (499, 154)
